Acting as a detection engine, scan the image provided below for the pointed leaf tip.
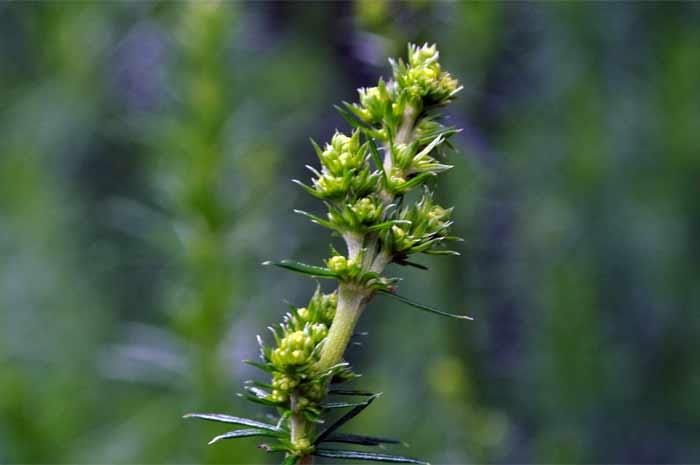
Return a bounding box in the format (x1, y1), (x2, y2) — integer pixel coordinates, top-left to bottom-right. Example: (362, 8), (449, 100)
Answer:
(377, 290), (473, 320)
(208, 428), (280, 445)
(264, 259), (339, 279)
(184, 413), (279, 431)
(314, 393), (381, 445)
(321, 432), (402, 446)
(313, 448), (429, 464)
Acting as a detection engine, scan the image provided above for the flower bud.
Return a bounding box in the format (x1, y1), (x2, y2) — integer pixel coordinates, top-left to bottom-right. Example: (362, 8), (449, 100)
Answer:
(292, 437), (312, 454)
(319, 131), (364, 177)
(272, 374), (299, 392)
(314, 173), (349, 199)
(352, 197), (381, 224)
(357, 85), (389, 124)
(297, 307), (310, 321)
(269, 389), (288, 403)
(409, 43), (439, 68)
(271, 330), (315, 366)
(309, 323), (328, 343)
(327, 255), (348, 273)
(394, 143), (415, 170)
(395, 44), (460, 105)
(427, 205), (450, 228)
(303, 383), (324, 401)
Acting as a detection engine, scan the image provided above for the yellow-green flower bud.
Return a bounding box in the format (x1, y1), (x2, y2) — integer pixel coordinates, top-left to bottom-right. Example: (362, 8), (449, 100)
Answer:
(352, 197), (381, 224)
(394, 143), (415, 170)
(272, 374), (299, 392)
(427, 205), (450, 228)
(303, 383), (324, 401)
(409, 43), (439, 68)
(357, 86), (389, 123)
(327, 255), (348, 273)
(292, 437), (312, 455)
(314, 173), (349, 198)
(390, 174), (406, 187)
(309, 323), (328, 343)
(297, 307), (310, 321)
(269, 389), (288, 403)
(391, 225), (407, 242)
(395, 44), (460, 104)
(271, 330), (316, 366)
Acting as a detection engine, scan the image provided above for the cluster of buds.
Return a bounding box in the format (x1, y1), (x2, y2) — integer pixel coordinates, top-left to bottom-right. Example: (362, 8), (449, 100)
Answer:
(251, 288), (340, 413)
(326, 254), (364, 281)
(384, 190), (455, 256)
(319, 131), (364, 175)
(355, 80), (393, 125)
(392, 43), (461, 106)
(322, 195), (385, 234)
(288, 289), (336, 329)
(351, 196), (382, 224)
(307, 131), (380, 200)
(271, 330), (319, 367)
(392, 140), (452, 177)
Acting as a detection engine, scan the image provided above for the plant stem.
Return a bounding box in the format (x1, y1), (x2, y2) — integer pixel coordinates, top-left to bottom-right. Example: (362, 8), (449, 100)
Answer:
(316, 283), (371, 372)
(290, 394), (313, 463)
(290, 394), (306, 441)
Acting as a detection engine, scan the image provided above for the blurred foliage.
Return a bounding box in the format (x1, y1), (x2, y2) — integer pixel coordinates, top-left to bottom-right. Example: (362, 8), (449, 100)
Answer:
(1, 1), (699, 464)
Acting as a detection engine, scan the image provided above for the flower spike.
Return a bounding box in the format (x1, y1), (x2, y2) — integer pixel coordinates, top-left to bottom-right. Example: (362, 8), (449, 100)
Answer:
(187, 43), (466, 464)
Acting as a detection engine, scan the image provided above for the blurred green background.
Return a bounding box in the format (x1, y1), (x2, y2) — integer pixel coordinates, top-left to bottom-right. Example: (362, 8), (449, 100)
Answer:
(1, 1), (699, 463)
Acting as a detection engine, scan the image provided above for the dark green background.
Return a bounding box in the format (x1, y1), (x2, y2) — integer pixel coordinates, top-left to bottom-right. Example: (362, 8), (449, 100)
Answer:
(1, 1), (699, 463)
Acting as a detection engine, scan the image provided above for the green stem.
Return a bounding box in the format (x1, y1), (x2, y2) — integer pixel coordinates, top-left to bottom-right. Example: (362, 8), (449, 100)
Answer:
(290, 395), (307, 442)
(316, 283), (371, 372)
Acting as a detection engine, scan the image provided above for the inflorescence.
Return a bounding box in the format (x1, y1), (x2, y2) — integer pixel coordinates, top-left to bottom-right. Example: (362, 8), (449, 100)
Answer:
(186, 43), (469, 465)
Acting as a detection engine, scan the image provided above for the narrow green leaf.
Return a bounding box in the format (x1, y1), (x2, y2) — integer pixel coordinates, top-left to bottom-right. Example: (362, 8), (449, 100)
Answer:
(293, 209), (336, 230)
(322, 400), (371, 409)
(421, 249), (460, 256)
(359, 270), (381, 285)
(394, 259), (429, 270)
(309, 138), (324, 162)
(366, 220), (411, 232)
(376, 290), (473, 320)
(208, 428), (280, 445)
(245, 380), (274, 390)
(343, 101), (371, 123)
(183, 413), (279, 432)
(396, 171), (435, 191)
(313, 448), (428, 465)
(314, 394), (380, 444)
(323, 433), (401, 446)
(415, 127), (459, 146)
(335, 104), (368, 130)
(243, 385), (269, 398)
(291, 179), (324, 200)
(243, 360), (274, 373)
(368, 139), (389, 185)
(328, 389), (377, 397)
(238, 392), (279, 408)
(262, 260), (339, 279)
(414, 135), (445, 160)
(305, 164), (322, 178)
